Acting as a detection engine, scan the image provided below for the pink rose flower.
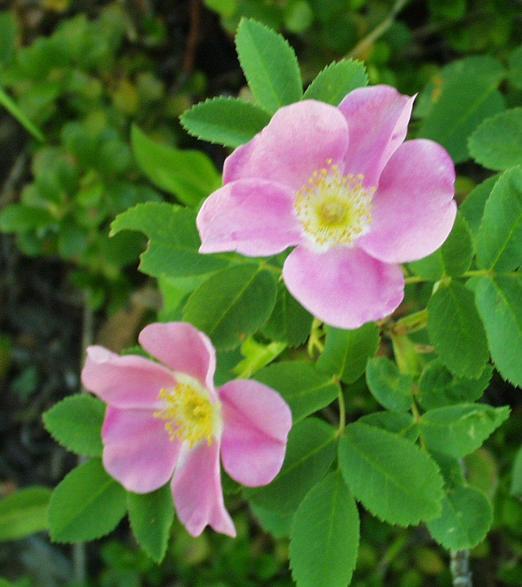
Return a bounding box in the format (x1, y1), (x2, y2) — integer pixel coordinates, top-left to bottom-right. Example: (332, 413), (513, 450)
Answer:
(81, 322), (292, 537)
(197, 85), (456, 328)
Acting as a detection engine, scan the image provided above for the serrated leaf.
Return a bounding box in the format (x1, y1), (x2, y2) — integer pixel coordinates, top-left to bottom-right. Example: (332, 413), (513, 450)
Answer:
(250, 503), (293, 538)
(476, 166), (522, 272)
(460, 175), (498, 237)
(365, 357), (413, 412)
(473, 275), (522, 386)
(469, 109), (522, 171)
(511, 446), (522, 497)
(131, 126), (220, 206)
(48, 460), (127, 543)
(262, 284), (313, 347)
(419, 403), (510, 458)
(418, 360), (493, 410)
(43, 394), (104, 457)
(254, 361), (339, 423)
(127, 485), (174, 563)
(290, 472), (359, 587)
(317, 323), (380, 384)
(236, 18), (302, 113)
(180, 97), (271, 148)
(428, 282), (489, 378)
(183, 264), (277, 350)
(247, 418), (337, 514)
(110, 202), (229, 278)
(418, 58), (505, 163)
(427, 486), (493, 550)
(358, 412), (419, 442)
(409, 214), (473, 280)
(0, 487), (51, 541)
(338, 423), (444, 526)
(303, 59), (368, 105)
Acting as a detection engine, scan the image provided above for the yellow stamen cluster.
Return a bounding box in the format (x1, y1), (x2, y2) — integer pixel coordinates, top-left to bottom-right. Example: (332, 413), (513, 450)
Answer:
(153, 383), (219, 447)
(295, 160), (374, 250)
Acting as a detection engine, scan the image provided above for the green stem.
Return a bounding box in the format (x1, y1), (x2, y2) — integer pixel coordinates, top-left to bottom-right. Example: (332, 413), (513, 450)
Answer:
(337, 387), (346, 436)
(404, 268), (519, 285)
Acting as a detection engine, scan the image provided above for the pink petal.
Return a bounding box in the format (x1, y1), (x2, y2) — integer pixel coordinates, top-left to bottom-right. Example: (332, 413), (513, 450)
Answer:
(358, 139), (457, 263)
(197, 179), (302, 256)
(219, 379), (292, 487)
(224, 100), (349, 192)
(139, 322), (216, 390)
(282, 246), (404, 329)
(339, 85), (415, 187)
(172, 442), (236, 537)
(81, 346), (175, 410)
(102, 407), (181, 493)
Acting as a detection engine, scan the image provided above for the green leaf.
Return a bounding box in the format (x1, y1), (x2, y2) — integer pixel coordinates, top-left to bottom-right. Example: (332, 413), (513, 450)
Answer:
(232, 337), (286, 378)
(43, 394), (105, 457)
(460, 175), (498, 237)
(0, 12), (17, 66)
(508, 45), (522, 90)
(338, 423), (444, 526)
(48, 459), (127, 543)
(418, 57), (505, 163)
(409, 214), (473, 280)
(250, 503), (293, 538)
(317, 323), (380, 384)
(0, 85), (44, 141)
(472, 275), (522, 386)
(247, 418), (337, 514)
(476, 166), (522, 272)
(180, 97), (271, 148)
(358, 412), (419, 442)
(262, 284), (313, 347)
(235, 18), (302, 113)
(183, 264), (277, 350)
(254, 361), (339, 423)
(365, 357), (413, 412)
(131, 126), (220, 206)
(427, 486), (493, 550)
(303, 59), (368, 105)
(419, 403), (510, 458)
(427, 282), (489, 378)
(418, 359), (493, 410)
(469, 109), (522, 171)
(127, 485), (174, 563)
(110, 202), (229, 278)
(0, 487), (51, 541)
(290, 472), (359, 587)
(511, 446), (522, 497)
(0, 204), (53, 233)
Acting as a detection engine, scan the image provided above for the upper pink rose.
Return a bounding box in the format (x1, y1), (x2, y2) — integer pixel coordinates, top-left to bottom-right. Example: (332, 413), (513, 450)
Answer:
(197, 85), (456, 329)
(81, 322), (292, 538)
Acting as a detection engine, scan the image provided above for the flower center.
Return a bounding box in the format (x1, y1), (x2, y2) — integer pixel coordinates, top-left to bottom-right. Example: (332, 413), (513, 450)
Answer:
(153, 379), (220, 447)
(294, 160), (374, 250)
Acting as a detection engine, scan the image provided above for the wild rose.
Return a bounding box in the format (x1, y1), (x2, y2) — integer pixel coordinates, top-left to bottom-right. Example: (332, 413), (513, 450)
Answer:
(197, 85), (456, 329)
(81, 322), (292, 537)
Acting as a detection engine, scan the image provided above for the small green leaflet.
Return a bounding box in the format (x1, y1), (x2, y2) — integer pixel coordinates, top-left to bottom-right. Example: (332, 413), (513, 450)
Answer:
(0, 487), (51, 541)
(250, 503), (293, 539)
(183, 264), (277, 350)
(427, 281), (489, 378)
(48, 459), (127, 543)
(358, 412), (419, 442)
(460, 175), (498, 238)
(43, 394), (105, 457)
(339, 423), (444, 526)
(127, 485), (174, 563)
(290, 472), (360, 587)
(254, 361), (339, 422)
(365, 357), (413, 412)
(419, 403), (510, 458)
(468, 109), (522, 171)
(180, 97), (271, 148)
(131, 126), (220, 207)
(0, 204), (54, 233)
(427, 485), (493, 550)
(246, 418), (337, 514)
(303, 59), (368, 105)
(235, 18), (302, 113)
(110, 202), (229, 278)
(476, 166), (522, 272)
(511, 446), (522, 497)
(317, 323), (380, 384)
